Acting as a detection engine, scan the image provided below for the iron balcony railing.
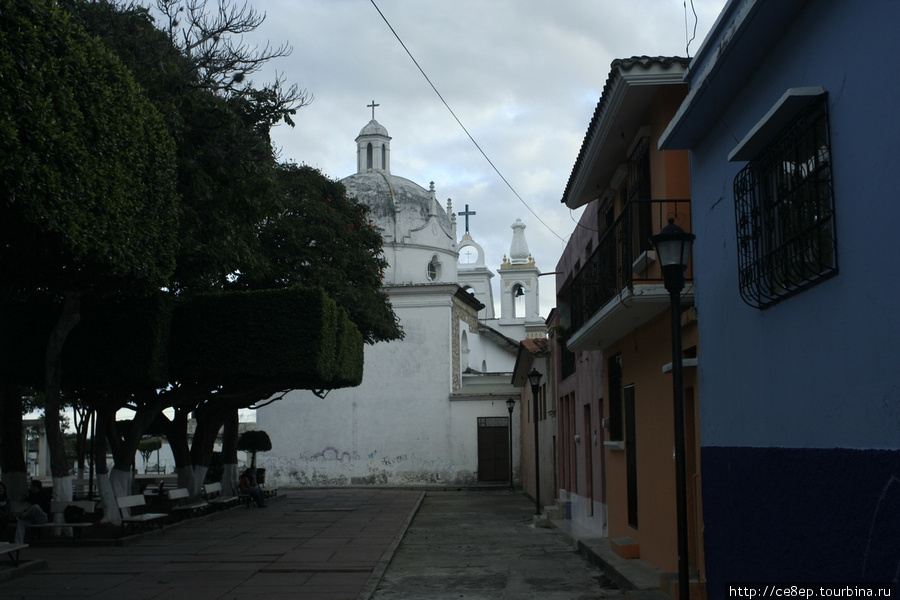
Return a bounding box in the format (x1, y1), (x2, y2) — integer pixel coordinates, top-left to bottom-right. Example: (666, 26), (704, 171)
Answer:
(569, 199), (691, 334)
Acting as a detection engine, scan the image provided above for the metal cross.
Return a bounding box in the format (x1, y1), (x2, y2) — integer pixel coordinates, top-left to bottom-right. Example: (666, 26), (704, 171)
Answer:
(368, 100), (379, 120)
(457, 204), (476, 233)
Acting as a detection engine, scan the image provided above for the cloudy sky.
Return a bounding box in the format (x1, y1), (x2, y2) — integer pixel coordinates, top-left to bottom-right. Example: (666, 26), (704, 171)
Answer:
(234, 0), (727, 315)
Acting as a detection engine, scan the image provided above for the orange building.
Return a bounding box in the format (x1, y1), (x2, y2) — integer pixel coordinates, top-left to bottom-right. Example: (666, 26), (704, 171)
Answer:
(554, 56), (704, 597)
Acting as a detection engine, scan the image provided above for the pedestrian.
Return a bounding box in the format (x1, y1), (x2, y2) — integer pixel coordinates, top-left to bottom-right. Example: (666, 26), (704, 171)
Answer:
(239, 469), (265, 508)
(14, 480), (50, 543)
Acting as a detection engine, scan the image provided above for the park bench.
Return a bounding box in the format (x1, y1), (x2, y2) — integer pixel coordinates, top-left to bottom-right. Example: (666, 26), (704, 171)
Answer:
(117, 494), (168, 535)
(0, 542), (28, 567)
(202, 482), (240, 510)
(25, 500), (96, 542)
(166, 488), (209, 519)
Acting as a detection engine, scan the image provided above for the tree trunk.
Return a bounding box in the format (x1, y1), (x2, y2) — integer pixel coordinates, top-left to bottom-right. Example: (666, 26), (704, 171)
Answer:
(94, 407), (121, 525)
(165, 408), (195, 492)
(0, 386), (28, 500)
(44, 292), (81, 479)
(221, 409), (239, 495)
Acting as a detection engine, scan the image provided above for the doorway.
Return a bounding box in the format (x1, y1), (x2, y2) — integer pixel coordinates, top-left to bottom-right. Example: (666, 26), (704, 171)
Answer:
(477, 417), (510, 482)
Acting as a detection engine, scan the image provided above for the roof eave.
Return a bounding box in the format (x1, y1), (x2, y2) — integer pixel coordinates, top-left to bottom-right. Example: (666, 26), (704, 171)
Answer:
(562, 58), (689, 210)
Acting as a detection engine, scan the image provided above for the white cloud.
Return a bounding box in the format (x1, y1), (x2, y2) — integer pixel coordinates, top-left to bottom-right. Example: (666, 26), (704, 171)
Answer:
(233, 0), (728, 316)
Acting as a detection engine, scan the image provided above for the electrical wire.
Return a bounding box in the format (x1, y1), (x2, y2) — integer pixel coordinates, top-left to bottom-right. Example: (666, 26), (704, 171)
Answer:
(369, 0), (566, 243)
(685, 0), (699, 58)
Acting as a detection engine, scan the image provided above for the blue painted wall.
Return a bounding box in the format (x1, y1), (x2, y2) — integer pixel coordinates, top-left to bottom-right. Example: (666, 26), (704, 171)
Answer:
(665, 0), (900, 591)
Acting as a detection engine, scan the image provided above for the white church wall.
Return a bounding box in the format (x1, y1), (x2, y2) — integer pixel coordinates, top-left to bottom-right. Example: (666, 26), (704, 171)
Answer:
(463, 327), (516, 374)
(385, 243), (458, 285)
(258, 297), (481, 487)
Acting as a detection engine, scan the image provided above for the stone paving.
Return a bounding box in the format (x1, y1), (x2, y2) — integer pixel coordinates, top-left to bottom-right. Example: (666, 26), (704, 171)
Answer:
(370, 491), (623, 600)
(1, 489), (623, 600)
(2, 489), (422, 600)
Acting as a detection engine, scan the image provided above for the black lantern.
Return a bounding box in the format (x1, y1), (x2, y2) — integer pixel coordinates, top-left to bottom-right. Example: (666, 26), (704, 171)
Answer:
(506, 398), (516, 491)
(649, 217), (695, 295)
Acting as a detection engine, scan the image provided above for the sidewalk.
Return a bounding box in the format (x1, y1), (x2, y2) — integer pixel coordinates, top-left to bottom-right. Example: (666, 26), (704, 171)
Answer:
(1, 489), (422, 600)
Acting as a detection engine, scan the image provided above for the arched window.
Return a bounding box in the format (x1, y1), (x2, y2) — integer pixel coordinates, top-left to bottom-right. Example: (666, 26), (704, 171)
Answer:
(381, 143), (387, 169)
(427, 255), (442, 281)
(461, 331), (470, 372)
(366, 142), (373, 169)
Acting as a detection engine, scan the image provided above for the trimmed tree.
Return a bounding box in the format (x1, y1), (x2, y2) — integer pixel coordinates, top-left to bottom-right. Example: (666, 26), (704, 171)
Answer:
(237, 430), (272, 472)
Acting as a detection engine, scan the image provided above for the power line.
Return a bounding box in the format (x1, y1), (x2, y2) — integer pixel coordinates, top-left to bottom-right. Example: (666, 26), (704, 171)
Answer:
(369, 0), (566, 243)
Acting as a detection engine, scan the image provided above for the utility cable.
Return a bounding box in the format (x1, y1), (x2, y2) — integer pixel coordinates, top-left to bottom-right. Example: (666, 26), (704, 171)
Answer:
(369, 0), (567, 243)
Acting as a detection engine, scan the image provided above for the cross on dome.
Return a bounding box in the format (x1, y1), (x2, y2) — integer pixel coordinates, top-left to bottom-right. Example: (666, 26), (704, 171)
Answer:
(367, 100), (379, 119)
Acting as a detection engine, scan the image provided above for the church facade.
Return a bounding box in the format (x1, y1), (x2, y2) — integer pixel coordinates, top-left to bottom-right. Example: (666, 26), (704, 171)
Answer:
(257, 116), (544, 487)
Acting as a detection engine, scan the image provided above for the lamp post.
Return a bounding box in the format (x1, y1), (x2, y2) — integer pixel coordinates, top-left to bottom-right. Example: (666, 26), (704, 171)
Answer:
(527, 368), (543, 516)
(506, 397), (516, 491)
(650, 217), (696, 600)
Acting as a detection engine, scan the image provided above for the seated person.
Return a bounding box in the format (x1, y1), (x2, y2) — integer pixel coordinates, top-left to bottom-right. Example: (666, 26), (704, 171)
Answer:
(14, 480), (50, 544)
(0, 482), (13, 541)
(239, 469), (265, 508)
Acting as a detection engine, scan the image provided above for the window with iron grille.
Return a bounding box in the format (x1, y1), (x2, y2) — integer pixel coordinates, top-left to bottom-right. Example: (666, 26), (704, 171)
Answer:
(627, 137), (654, 256)
(733, 95), (837, 309)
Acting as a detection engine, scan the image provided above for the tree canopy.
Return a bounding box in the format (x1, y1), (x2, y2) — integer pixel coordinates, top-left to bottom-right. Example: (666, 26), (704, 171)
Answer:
(232, 164), (403, 344)
(1, 0), (180, 296)
(0, 0), (399, 505)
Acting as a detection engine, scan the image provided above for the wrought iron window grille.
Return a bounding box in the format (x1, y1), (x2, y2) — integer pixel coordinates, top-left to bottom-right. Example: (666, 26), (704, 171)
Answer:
(734, 95), (838, 309)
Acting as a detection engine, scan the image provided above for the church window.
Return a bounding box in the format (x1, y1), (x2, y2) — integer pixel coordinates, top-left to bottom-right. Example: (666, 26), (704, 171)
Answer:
(381, 143), (387, 169)
(427, 255), (442, 281)
(461, 331), (470, 373)
(366, 142), (373, 170)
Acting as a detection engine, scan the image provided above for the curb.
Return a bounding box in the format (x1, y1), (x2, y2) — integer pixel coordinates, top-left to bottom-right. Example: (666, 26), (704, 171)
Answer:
(357, 490), (427, 600)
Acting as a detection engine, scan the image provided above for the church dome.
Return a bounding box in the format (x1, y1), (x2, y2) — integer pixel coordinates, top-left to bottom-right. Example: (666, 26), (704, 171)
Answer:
(341, 113), (457, 285)
(342, 172), (452, 234)
(358, 119), (390, 138)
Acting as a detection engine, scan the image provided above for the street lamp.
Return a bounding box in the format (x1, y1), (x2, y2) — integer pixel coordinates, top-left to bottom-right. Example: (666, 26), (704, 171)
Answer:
(649, 217), (695, 600)
(506, 397), (516, 491)
(527, 368), (543, 516)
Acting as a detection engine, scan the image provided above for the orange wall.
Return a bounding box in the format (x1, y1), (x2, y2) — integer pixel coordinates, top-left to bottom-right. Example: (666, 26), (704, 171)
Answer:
(604, 308), (699, 574)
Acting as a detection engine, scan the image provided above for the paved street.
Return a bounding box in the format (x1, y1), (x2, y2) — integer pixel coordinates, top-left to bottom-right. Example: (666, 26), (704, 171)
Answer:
(1, 489), (622, 600)
(371, 491), (622, 600)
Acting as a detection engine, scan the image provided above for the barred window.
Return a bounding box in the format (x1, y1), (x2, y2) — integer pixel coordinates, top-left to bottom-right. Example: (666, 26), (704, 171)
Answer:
(733, 95), (837, 309)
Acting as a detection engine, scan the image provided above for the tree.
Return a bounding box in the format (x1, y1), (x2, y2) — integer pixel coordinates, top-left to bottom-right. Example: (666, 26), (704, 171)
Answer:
(237, 430), (271, 471)
(138, 437), (163, 473)
(233, 164), (403, 344)
(66, 0), (311, 294)
(1, 0), (179, 503)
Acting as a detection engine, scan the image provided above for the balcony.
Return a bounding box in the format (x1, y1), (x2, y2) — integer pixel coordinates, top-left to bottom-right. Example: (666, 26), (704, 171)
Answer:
(566, 199), (692, 351)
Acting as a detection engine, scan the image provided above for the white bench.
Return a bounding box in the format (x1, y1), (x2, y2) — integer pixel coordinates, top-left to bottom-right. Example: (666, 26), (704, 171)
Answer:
(117, 494), (168, 535)
(25, 500), (96, 541)
(202, 482), (240, 510)
(166, 488), (209, 519)
(0, 542), (28, 567)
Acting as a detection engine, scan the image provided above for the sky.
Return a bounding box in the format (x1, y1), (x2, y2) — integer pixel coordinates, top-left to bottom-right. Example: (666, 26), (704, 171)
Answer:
(227, 0), (728, 316)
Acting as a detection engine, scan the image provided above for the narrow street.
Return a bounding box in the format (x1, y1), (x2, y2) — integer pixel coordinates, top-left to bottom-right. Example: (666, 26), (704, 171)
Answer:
(372, 491), (623, 600)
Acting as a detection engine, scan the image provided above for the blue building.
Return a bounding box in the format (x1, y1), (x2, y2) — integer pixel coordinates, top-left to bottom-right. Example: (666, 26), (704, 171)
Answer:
(660, 0), (900, 591)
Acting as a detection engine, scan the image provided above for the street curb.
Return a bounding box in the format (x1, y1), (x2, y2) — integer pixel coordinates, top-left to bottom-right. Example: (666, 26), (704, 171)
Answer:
(357, 490), (426, 600)
(0, 558), (48, 584)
